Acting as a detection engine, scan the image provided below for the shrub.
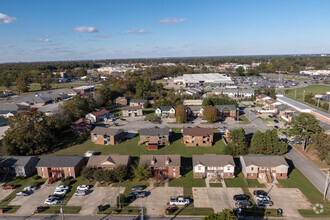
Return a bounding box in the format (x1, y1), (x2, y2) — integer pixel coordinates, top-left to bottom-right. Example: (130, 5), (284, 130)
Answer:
(33, 175), (41, 180)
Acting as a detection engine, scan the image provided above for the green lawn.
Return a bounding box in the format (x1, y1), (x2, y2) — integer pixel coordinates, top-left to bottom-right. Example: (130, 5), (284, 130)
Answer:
(168, 171), (205, 198)
(239, 115), (250, 124)
(49, 130), (226, 157)
(277, 168), (330, 218)
(0, 175), (46, 213)
(284, 85), (330, 102)
(168, 204), (214, 216)
(112, 179), (150, 197)
(98, 206), (146, 215)
(144, 109), (156, 121)
(209, 183), (222, 187)
(34, 206), (81, 214)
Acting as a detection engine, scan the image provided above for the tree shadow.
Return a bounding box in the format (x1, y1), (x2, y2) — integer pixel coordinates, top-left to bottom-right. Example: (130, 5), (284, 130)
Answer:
(52, 129), (89, 152)
(285, 158), (295, 176)
(213, 133), (222, 144)
(181, 157), (192, 176)
(170, 131), (182, 143)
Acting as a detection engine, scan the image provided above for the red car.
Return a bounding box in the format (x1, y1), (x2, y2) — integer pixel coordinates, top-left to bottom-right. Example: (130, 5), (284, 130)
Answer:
(3, 185), (15, 190)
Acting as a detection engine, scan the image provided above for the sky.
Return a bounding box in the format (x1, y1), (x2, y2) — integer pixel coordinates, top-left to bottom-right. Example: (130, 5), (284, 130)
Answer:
(0, 0), (330, 63)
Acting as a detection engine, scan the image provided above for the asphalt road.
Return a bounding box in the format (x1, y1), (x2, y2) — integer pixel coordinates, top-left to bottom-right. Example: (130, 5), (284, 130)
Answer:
(0, 216), (203, 220)
(286, 146), (330, 201)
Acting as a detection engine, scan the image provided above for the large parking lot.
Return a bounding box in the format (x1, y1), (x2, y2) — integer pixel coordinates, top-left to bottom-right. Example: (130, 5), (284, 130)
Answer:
(67, 186), (124, 216)
(193, 187), (243, 212)
(249, 186), (313, 218)
(9, 182), (60, 216)
(130, 186), (183, 217)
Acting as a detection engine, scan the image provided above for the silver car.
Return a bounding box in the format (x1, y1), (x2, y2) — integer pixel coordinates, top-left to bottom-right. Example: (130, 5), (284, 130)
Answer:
(74, 190), (86, 196)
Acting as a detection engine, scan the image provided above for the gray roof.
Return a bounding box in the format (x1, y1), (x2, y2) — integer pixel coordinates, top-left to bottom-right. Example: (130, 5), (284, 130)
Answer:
(122, 106), (142, 111)
(36, 155), (84, 168)
(186, 105), (203, 111)
(87, 154), (130, 168)
(0, 103), (28, 111)
(130, 99), (147, 104)
(139, 127), (169, 136)
(215, 105), (237, 111)
(240, 154), (288, 167)
(276, 104), (296, 112)
(0, 156), (38, 167)
(192, 154), (235, 167)
(139, 155), (181, 168)
(156, 106), (175, 111)
(91, 126), (124, 136)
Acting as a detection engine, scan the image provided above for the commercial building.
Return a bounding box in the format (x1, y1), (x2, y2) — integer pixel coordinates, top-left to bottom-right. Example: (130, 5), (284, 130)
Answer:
(174, 73), (235, 88)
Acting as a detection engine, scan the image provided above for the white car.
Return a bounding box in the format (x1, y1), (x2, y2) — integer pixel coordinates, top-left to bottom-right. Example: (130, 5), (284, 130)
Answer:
(56, 185), (70, 191)
(169, 196), (190, 206)
(84, 151), (95, 157)
(16, 191), (30, 196)
(54, 189), (68, 195)
(44, 198), (60, 205)
(74, 190), (86, 196)
(254, 195), (270, 201)
(77, 185), (89, 191)
(23, 186), (39, 191)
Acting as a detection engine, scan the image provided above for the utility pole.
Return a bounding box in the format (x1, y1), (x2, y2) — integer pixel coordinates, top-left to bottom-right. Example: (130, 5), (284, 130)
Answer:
(140, 204), (144, 220)
(317, 97), (320, 108)
(303, 90), (306, 102)
(295, 89), (297, 99)
(324, 170), (329, 200)
(60, 202), (64, 220)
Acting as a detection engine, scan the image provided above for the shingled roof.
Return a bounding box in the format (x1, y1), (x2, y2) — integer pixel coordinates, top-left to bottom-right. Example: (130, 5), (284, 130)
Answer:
(192, 154), (235, 167)
(139, 127), (169, 136)
(139, 155), (181, 168)
(87, 154), (130, 168)
(122, 106), (142, 111)
(36, 155), (84, 168)
(183, 126), (213, 136)
(215, 105), (237, 111)
(0, 156), (38, 167)
(91, 127), (124, 136)
(240, 154), (288, 167)
(89, 109), (109, 117)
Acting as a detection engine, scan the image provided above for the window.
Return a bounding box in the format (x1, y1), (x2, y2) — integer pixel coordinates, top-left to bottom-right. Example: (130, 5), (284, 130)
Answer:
(69, 173), (72, 177)
(280, 173), (282, 177)
(227, 167), (230, 171)
(41, 167), (44, 171)
(42, 173), (45, 177)
(251, 167), (254, 171)
(227, 173), (230, 176)
(173, 167), (176, 171)
(68, 167), (71, 171)
(198, 166), (201, 171)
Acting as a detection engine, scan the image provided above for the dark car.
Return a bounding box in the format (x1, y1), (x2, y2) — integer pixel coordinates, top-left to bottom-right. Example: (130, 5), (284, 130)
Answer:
(253, 190), (268, 196)
(274, 120), (279, 123)
(152, 117), (161, 123)
(235, 201), (252, 208)
(48, 194), (64, 200)
(233, 194), (250, 201)
(131, 185), (147, 191)
(133, 191), (148, 198)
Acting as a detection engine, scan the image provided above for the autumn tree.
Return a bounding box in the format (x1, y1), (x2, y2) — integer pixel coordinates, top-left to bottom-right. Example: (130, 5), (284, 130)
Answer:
(204, 106), (218, 123)
(16, 73), (30, 93)
(309, 132), (330, 161)
(3, 111), (56, 155)
(176, 105), (187, 124)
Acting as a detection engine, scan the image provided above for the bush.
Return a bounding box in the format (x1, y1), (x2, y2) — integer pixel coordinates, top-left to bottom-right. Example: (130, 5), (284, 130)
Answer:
(15, 176), (25, 180)
(116, 194), (126, 208)
(327, 153), (330, 165)
(33, 175), (41, 180)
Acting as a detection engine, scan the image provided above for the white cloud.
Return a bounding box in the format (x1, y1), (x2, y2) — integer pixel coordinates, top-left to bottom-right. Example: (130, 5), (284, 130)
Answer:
(96, 34), (110, 38)
(43, 34), (51, 37)
(72, 26), (98, 33)
(158, 18), (186, 24)
(0, 13), (16, 24)
(34, 39), (51, 42)
(124, 29), (149, 34)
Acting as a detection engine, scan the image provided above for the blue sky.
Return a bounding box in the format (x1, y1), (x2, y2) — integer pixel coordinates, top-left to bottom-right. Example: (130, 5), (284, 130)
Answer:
(0, 0), (330, 62)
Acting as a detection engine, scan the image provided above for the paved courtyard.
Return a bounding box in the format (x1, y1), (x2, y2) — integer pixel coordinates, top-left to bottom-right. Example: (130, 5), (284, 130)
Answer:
(249, 186), (313, 218)
(130, 186), (183, 217)
(193, 187), (243, 212)
(67, 186), (124, 216)
(9, 181), (60, 216)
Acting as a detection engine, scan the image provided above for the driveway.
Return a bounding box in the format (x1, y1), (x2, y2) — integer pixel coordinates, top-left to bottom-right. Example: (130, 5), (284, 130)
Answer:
(0, 188), (14, 202)
(249, 186), (312, 218)
(193, 187), (243, 212)
(130, 186), (183, 217)
(67, 186), (124, 216)
(9, 181), (60, 216)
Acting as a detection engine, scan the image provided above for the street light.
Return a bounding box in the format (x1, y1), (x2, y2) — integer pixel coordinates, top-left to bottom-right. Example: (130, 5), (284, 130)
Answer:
(324, 169), (330, 200)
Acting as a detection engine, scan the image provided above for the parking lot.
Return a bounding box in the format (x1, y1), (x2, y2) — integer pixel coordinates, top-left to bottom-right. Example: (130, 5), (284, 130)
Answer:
(130, 186), (183, 216)
(249, 186), (312, 218)
(193, 187), (243, 212)
(9, 181), (60, 216)
(67, 186), (124, 216)
(0, 188), (14, 202)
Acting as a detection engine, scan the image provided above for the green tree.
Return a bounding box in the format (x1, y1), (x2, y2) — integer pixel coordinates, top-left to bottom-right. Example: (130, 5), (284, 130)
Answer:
(134, 166), (151, 181)
(204, 209), (236, 220)
(176, 105), (187, 124)
(3, 111), (56, 155)
(236, 66), (245, 76)
(113, 165), (127, 183)
(227, 128), (248, 156)
(93, 83), (113, 107)
(61, 96), (93, 120)
(204, 106), (218, 123)
(82, 167), (94, 183)
(117, 193), (126, 208)
(249, 130), (265, 154)
(16, 73), (30, 93)
(93, 169), (106, 183)
(40, 75), (52, 90)
(309, 132), (330, 161)
(104, 170), (115, 185)
(289, 113), (321, 150)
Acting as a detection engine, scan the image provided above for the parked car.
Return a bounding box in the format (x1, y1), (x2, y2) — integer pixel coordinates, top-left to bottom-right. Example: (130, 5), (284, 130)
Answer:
(152, 117), (161, 124)
(233, 194), (250, 201)
(56, 185), (70, 191)
(253, 190), (268, 196)
(23, 186), (39, 191)
(258, 200), (274, 206)
(16, 191), (30, 196)
(235, 201), (252, 208)
(44, 198), (60, 205)
(274, 120), (279, 123)
(131, 185), (147, 191)
(54, 189), (68, 195)
(169, 196), (190, 206)
(74, 190), (86, 196)
(84, 151), (95, 157)
(133, 191), (147, 198)
(2, 185), (15, 190)
(77, 185), (89, 191)
(48, 194), (64, 200)
(254, 195), (271, 201)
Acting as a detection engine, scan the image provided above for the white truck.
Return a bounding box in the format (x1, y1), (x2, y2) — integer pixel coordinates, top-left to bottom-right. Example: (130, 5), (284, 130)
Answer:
(169, 196), (190, 206)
